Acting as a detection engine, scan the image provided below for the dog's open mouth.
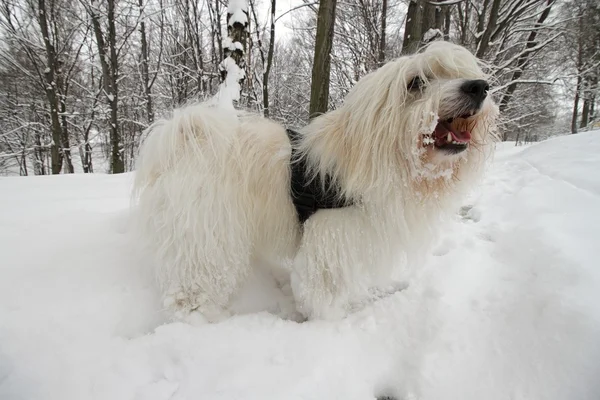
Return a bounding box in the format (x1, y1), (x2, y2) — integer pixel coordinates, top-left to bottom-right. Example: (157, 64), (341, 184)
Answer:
(433, 114), (476, 153)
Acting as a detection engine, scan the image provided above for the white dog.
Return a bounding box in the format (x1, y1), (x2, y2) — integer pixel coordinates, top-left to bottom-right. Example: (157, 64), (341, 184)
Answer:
(132, 41), (498, 322)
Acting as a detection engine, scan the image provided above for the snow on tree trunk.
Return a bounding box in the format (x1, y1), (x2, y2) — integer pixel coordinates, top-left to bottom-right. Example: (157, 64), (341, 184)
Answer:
(215, 0), (249, 109)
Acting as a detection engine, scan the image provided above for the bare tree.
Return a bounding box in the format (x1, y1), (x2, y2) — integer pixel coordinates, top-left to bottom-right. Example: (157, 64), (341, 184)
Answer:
(309, 0), (338, 118)
(85, 0), (126, 173)
(217, 0), (249, 106)
(0, 0), (598, 174)
(401, 0), (446, 55)
(379, 0), (387, 64)
(497, 0), (556, 111)
(138, 0), (154, 123)
(36, 0), (74, 173)
(0, 0), (83, 174)
(565, 0), (600, 132)
(446, 0), (565, 140)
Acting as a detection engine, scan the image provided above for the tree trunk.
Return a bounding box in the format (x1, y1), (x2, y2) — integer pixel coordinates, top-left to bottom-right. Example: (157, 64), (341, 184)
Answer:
(378, 0), (387, 65)
(457, 1), (470, 46)
(218, 0), (248, 105)
(401, 0), (422, 55)
(309, 0), (338, 119)
(107, 0), (123, 173)
(580, 96), (590, 129)
(37, 0), (63, 174)
(89, 0), (124, 173)
(34, 132), (46, 175)
(402, 0), (444, 55)
(421, 1), (436, 32)
(223, 0), (248, 77)
(475, 0), (501, 58)
(139, 0), (154, 124)
(590, 92), (596, 123)
(57, 67), (74, 173)
(571, 74), (582, 133)
(263, 0), (276, 117)
(443, 6), (451, 39)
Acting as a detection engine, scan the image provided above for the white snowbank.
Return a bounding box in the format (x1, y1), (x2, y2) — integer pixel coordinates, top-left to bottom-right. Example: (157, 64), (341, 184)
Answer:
(1, 132), (600, 400)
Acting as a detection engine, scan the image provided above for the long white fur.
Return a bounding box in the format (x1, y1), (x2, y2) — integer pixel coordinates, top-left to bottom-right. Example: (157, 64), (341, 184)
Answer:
(132, 41), (499, 321)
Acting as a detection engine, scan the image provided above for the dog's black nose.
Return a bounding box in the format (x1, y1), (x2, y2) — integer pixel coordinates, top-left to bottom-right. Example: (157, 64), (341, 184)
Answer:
(461, 79), (489, 103)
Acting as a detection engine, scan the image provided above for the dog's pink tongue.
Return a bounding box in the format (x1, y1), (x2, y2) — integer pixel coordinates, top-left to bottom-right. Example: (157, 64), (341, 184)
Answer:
(451, 130), (471, 143)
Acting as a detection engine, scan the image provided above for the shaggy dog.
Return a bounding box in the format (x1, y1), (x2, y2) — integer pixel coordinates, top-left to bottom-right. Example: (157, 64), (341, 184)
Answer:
(132, 41), (498, 322)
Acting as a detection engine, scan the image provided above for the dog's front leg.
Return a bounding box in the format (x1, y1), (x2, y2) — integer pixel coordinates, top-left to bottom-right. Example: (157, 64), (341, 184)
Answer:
(290, 207), (372, 320)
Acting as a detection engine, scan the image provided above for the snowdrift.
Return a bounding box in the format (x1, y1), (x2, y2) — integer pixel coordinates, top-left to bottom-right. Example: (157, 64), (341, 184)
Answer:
(1, 132), (599, 400)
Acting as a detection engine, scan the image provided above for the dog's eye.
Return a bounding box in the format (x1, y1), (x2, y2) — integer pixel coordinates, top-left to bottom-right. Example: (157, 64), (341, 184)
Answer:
(407, 76), (425, 91)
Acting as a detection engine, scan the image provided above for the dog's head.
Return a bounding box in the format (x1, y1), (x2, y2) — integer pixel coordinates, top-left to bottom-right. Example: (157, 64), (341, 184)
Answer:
(300, 41), (498, 198)
(397, 41), (498, 165)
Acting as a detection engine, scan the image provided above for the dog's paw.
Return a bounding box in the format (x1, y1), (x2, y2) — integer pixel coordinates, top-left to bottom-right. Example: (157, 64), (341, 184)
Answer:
(280, 309), (307, 323)
(163, 291), (230, 324)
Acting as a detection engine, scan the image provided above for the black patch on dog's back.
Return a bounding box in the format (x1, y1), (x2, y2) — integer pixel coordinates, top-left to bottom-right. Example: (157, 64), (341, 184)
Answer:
(286, 128), (351, 224)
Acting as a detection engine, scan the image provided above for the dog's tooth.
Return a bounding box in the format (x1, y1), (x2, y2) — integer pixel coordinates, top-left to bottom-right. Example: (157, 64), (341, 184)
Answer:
(447, 133), (452, 142)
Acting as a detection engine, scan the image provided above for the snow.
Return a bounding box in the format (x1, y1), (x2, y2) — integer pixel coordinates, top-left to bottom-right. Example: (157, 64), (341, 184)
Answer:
(2, 131), (600, 399)
(227, 0), (248, 13)
(422, 28), (443, 43)
(227, 0), (248, 27)
(222, 36), (234, 51)
(233, 41), (244, 51)
(214, 57), (245, 109)
(221, 39), (244, 53)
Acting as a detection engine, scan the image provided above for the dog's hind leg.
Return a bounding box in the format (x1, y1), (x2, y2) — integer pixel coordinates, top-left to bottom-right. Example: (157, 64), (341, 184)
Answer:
(159, 231), (253, 322)
(137, 174), (254, 323)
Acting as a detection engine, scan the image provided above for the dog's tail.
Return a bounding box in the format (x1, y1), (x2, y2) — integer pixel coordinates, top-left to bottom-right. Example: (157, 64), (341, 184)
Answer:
(132, 102), (240, 197)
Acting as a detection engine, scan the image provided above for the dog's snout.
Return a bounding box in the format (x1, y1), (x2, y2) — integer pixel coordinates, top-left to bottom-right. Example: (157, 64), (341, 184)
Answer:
(461, 79), (489, 103)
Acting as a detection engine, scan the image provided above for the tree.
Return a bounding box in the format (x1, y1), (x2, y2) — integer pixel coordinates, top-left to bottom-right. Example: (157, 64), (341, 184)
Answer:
(138, 0), (155, 124)
(497, 0), (556, 112)
(36, 0), (75, 173)
(0, 0), (83, 174)
(446, 0), (564, 140)
(565, 0), (600, 132)
(217, 0), (249, 107)
(249, 0), (276, 117)
(401, 0), (447, 55)
(86, 0), (124, 173)
(0, 0), (598, 174)
(309, 0), (338, 118)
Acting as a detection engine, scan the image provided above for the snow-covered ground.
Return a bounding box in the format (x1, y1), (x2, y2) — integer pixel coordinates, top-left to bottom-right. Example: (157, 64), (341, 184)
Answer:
(1, 132), (600, 400)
